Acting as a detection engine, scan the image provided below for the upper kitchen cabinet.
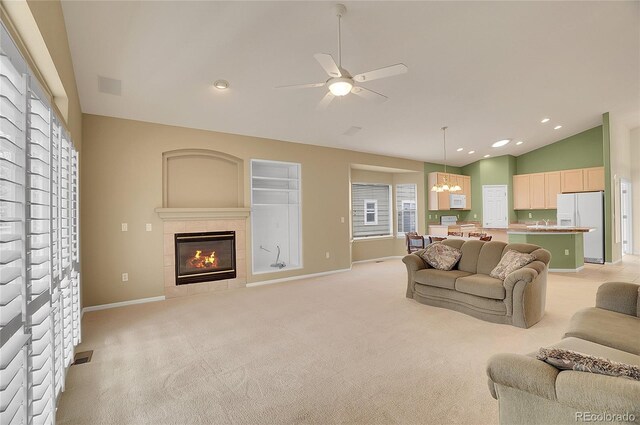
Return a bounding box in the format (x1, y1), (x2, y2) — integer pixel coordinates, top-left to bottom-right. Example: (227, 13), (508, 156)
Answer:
(544, 172), (561, 209)
(561, 169), (584, 193)
(513, 174), (531, 210)
(427, 172), (471, 211)
(583, 167), (605, 191)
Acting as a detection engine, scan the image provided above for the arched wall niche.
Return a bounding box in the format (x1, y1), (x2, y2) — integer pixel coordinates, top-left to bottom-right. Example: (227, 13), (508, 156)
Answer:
(162, 149), (244, 208)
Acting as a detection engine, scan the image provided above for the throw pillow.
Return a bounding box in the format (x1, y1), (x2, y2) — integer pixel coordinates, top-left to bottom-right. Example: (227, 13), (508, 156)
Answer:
(418, 242), (462, 271)
(537, 348), (640, 381)
(490, 250), (535, 280)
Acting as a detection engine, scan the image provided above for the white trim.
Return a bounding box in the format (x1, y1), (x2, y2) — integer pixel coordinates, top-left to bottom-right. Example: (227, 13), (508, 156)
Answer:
(82, 296), (166, 313)
(246, 268), (351, 287)
(352, 235), (395, 242)
(154, 207), (250, 220)
(605, 259), (623, 265)
(363, 199), (378, 225)
(549, 266), (585, 273)
(351, 256), (403, 264)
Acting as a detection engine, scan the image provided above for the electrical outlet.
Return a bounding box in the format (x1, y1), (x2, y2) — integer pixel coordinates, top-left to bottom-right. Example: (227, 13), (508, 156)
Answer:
(435, 214), (438, 219)
(145, 223), (152, 232)
(564, 249), (569, 256)
(121, 223), (128, 232)
(428, 214), (432, 220)
(340, 217), (345, 223)
(528, 213), (532, 219)
(473, 214), (477, 219)
(122, 273), (128, 282)
(325, 252), (330, 259)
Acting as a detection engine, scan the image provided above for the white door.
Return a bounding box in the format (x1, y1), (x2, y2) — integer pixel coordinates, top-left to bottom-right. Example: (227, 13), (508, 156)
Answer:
(483, 185), (509, 228)
(621, 179), (633, 255)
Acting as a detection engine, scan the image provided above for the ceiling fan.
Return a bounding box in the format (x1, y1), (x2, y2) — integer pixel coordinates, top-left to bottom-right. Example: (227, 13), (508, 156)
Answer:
(276, 4), (408, 109)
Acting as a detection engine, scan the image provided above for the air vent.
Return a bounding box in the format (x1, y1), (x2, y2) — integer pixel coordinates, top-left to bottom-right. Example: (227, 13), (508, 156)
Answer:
(343, 126), (362, 136)
(73, 350), (93, 365)
(98, 76), (122, 96)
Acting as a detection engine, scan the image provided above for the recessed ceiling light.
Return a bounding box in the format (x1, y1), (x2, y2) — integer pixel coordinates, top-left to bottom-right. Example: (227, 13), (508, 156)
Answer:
(541, 118), (550, 123)
(516, 141), (524, 145)
(484, 154), (491, 158)
(554, 125), (562, 130)
(456, 148), (464, 152)
(468, 150), (475, 154)
(213, 80), (229, 90)
(491, 139), (511, 148)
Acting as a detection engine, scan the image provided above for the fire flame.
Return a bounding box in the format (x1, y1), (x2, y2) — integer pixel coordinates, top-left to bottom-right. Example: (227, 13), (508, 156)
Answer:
(187, 250), (218, 269)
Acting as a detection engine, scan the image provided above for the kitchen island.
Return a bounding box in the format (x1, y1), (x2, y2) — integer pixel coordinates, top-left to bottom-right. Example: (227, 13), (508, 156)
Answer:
(507, 227), (593, 272)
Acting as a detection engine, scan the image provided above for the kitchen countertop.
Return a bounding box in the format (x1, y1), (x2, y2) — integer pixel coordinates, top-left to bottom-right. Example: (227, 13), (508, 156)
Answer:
(507, 226), (594, 234)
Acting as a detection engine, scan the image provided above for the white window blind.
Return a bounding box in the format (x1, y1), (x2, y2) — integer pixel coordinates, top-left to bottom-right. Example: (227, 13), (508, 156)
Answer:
(1, 25), (29, 425)
(1, 22), (80, 425)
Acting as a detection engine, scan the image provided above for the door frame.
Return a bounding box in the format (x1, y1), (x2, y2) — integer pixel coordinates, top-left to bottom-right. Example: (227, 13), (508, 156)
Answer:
(620, 178), (633, 255)
(482, 185), (509, 229)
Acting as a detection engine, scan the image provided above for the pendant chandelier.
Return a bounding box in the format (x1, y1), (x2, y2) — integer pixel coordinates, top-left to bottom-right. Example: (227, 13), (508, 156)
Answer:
(431, 126), (462, 192)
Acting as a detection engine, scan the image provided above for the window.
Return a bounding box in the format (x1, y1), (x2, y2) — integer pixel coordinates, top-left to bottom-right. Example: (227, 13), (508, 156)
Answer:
(0, 22), (81, 425)
(352, 184), (392, 238)
(364, 200), (378, 225)
(397, 184), (417, 235)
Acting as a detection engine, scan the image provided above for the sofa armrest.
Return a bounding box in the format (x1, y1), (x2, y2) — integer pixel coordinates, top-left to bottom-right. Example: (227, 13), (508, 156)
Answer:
(486, 353), (559, 401)
(596, 282), (640, 317)
(503, 262), (548, 328)
(555, 370), (640, 414)
(402, 253), (428, 298)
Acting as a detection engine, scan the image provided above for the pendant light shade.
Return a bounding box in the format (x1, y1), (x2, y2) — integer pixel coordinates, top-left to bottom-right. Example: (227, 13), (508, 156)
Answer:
(431, 126), (462, 192)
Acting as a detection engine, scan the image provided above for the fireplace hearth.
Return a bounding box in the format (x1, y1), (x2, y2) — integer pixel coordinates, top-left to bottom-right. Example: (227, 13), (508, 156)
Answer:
(175, 231), (236, 285)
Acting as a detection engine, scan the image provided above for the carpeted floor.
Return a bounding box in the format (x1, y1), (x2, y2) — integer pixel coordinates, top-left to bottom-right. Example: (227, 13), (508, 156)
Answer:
(57, 256), (640, 425)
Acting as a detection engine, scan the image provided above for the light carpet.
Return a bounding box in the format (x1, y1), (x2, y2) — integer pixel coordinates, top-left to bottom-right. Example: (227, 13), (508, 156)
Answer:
(56, 256), (640, 424)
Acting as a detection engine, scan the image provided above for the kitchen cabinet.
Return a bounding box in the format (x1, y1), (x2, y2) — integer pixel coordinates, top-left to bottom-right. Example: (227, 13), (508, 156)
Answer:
(513, 174), (531, 210)
(545, 172), (561, 209)
(428, 172), (472, 211)
(529, 173), (546, 209)
(583, 167), (605, 191)
(561, 169), (584, 193)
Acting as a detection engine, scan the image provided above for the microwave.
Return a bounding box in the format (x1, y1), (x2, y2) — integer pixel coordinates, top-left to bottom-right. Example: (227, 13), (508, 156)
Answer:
(449, 194), (466, 209)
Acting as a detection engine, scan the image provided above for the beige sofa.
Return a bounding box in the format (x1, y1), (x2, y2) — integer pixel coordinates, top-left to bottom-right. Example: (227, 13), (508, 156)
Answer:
(402, 240), (551, 329)
(487, 282), (640, 424)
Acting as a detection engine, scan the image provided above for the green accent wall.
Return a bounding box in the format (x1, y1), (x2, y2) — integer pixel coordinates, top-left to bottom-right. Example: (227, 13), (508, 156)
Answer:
(515, 126), (604, 174)
(515, 209), (557, 222)
(602, 113), (612, 263)
(508, 233), (584, 270)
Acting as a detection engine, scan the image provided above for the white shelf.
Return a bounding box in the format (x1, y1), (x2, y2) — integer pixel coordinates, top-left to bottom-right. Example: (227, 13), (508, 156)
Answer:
(252, 176), (297, 182)
(252, 188), (298, 192)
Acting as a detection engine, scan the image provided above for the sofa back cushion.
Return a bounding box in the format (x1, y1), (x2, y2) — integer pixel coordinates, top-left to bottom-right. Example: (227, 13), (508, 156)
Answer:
(441, 239), (465, 250)
(457, 240), (484, 273)
(476, 241), (508, 275)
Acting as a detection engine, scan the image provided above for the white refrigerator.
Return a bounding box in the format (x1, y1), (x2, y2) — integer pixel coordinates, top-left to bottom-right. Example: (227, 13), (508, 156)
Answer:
(557, 191), (604, 264)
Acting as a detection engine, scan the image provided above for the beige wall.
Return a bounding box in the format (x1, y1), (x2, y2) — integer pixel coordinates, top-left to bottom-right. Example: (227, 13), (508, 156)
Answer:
(608, 113), (633, 262)
(350, 169), (425, 262)
(81, 114), (424, 307)
(631, 127), (640, 255)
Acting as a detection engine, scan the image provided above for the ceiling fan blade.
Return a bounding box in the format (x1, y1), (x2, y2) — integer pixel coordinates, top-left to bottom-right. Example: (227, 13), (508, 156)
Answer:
(351, 86), (388, 103)
(316, 92), (335, 110)
(314, 53), (342, 77)
(275, 82), (325, 89)
(353, 63), (408, 83)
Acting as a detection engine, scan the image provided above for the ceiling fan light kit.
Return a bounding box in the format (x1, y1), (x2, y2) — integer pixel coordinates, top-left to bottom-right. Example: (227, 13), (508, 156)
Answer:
(276, 3), (408, 109)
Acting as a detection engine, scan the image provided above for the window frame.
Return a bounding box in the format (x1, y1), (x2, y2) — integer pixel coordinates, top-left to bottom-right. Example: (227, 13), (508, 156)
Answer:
(363, 199), (378, 225)
(396, 183), (418, 237)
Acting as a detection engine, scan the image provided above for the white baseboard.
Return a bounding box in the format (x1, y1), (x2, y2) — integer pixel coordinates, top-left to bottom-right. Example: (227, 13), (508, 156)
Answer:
(549, 266), (584, 273)
(82, 296), (166, 314)
(246, 268), (352, 288)
(605, 259), (622, 265)
(351, 256), (403, 265)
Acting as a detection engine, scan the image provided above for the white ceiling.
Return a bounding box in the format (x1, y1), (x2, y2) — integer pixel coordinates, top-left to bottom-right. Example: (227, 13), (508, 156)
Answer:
(61, 1), (640, 166)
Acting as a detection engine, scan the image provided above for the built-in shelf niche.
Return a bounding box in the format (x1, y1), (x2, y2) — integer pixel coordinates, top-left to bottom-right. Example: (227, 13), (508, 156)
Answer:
(251, 159), (301, 274)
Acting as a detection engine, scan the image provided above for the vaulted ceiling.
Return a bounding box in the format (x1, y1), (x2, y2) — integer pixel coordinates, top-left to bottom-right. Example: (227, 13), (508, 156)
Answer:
(61, 1), (640, 166)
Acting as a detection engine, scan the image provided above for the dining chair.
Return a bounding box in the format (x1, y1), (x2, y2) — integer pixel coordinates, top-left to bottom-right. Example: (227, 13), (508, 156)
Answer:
(447, 231), (463, 237)
(468, 232), (487, 238)
(480, 235), (493, 241)
(406, 232), (425, 254)
(430, 236), (447, 243)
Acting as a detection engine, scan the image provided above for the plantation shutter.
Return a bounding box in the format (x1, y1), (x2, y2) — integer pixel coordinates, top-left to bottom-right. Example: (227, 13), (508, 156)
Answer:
(1, 24), (29, 425)
(59, 133), (73, 368)
(26, 80), (54, 424)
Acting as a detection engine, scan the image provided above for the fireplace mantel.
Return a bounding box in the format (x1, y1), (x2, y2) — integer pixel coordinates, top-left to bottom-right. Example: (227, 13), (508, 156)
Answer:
(155, 207), (250, 220)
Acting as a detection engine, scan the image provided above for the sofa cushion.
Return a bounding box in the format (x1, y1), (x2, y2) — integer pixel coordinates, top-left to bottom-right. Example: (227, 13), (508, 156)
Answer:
(564, 307), (640, 355)
(490, 250), (536, 280)
(455, 274), (506, 300)
(414, 269), (472, 290)
(476, 241), (508, 275)
(537, 347), (640, 381)
(546, 337), (640, 367)
(457, 240), (484, 274)
(419, 243), (462, 271)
